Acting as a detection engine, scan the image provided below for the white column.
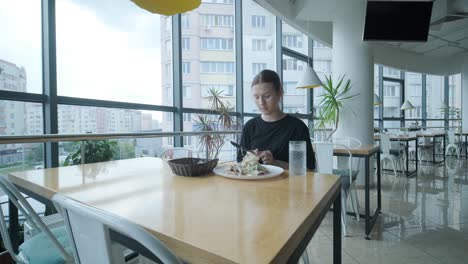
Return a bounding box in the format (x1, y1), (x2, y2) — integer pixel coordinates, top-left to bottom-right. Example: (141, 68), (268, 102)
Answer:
(332, 0), (374, 185)
(462, 58), (468, 131)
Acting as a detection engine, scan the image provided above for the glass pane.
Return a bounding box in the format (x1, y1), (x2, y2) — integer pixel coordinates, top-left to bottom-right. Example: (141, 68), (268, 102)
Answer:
(181, 1), (236, 110)
(0, 100), (43, 135)
(0, 2), (42, 93)
(383, 121), (401, 130)
(0, 143), (44, 174)
(56, 1), (171, 105)
(243, 0), (276, 113)
(383, 80), (401, 118)
(282, 55), (307, 114)
(383, 66), (400, 79)
(312, 40), (333, 123)
(282, 22), (308, 54)
(57, 105), (170, 133)
(426, 75), (444, 119)
(427, 120), (444, 129)
(0, 100), (44, 172)
(448, 74), (461, 129)
(404, 72), (422, 120)
(374, 64), (380, 120)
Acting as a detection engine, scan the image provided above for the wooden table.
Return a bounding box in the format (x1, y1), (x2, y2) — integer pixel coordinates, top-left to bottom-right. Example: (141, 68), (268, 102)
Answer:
(374, 135), (418, 176)
(333, 144), (381, 240)
(417, 132), (446, 164)
(7, 157), (342, 264)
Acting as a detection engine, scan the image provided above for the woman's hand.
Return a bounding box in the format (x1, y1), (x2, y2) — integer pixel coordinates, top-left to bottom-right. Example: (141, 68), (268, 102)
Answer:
(255, 150), (274, 164)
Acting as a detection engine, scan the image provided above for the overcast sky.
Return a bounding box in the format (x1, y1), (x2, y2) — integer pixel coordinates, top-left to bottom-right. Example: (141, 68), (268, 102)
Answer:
(1, 0), (164, 119)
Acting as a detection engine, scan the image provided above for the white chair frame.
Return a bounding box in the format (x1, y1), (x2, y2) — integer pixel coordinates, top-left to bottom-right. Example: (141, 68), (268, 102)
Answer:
(0, 176), (73, 264)
(52, 193), (182, 264)
(313, 142), (360, 236)
(445, 130), (460, 159)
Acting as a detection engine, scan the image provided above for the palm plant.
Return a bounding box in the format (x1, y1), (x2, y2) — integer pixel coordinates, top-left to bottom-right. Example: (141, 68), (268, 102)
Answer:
(316, 75), (358, 140)
(194, 88), (238, 160)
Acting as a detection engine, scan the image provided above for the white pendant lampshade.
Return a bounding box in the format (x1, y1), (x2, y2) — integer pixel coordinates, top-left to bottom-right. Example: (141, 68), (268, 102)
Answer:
(374, 94), (382, 105)
(296, 66), (323, 89)
(400, 100), (415, 110)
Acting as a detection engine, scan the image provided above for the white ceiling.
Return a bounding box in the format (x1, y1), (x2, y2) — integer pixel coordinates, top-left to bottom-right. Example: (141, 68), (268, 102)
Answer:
(261, 0), (468, 60)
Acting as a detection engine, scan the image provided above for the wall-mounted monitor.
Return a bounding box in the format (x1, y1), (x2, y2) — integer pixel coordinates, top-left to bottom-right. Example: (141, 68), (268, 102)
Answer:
(363, 1), (433, 42)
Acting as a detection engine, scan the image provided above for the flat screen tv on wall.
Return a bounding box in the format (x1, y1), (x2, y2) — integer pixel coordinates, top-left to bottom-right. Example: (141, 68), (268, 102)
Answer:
(363, 1), (434, 42)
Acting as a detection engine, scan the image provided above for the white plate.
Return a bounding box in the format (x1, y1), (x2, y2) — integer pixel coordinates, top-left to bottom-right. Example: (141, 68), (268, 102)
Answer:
(213, 164), (284, 180)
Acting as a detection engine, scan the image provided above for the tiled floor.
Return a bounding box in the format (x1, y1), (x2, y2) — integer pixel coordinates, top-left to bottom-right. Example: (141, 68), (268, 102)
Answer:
(305, 156), (468, 264)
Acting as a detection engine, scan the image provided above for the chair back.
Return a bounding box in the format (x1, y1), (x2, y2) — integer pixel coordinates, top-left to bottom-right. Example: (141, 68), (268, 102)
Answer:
(0, 176), (72, 264)
(159, 148), (193, 159)
(380, 134), (392, 155)
(313, 142), (334, 174)
(52, 193), (182, 264)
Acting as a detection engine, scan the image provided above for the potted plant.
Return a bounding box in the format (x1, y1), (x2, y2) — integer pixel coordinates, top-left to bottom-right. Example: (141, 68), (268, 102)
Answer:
(315, 75), (359, 140)
(194, 88), (238, 160)
(64, 140), (118, 166)
(441, 106), (461, 132)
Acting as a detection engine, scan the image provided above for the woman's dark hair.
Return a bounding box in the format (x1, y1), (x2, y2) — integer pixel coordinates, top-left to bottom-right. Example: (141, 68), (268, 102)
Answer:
(251, 69), (282, 93)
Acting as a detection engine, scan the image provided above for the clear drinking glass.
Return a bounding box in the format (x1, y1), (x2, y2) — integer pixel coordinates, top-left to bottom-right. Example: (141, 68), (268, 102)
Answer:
(289, 141), (307, 176)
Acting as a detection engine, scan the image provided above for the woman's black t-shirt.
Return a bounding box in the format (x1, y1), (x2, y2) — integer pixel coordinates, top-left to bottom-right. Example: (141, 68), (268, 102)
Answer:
(237, 114), (315, 170)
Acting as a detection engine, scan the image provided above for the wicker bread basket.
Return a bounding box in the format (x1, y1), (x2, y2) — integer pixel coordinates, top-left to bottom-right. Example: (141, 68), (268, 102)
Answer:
(167, 158), (219, 176)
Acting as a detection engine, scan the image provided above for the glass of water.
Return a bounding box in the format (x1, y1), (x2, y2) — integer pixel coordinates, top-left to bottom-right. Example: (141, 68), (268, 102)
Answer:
(289, 141), (306, 176)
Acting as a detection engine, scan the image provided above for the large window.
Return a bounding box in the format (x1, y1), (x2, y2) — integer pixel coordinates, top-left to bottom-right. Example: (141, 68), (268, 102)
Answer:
(56, 1), (171, 106)
(0, 101), (44, 173)
(0, 2), (42, 94)
(242, 0), (276, 113)
(282, 55), (307, 114)
(182, 0), (236, 118)
(448, 74), (461, 128)
(426, 75), (444, 119)
(404, 72), (422, 121)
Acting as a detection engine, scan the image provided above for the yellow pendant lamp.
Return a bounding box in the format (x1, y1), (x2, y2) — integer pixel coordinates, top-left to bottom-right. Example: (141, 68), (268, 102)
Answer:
(131, 0), (201, 16)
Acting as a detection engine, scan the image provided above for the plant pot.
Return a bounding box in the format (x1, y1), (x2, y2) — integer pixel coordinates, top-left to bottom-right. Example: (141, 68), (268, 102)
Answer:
(167, 158), (219, 176)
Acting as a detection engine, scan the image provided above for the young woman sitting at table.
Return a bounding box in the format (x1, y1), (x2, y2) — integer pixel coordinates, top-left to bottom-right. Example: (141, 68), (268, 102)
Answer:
(237, 69), (316, 170)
